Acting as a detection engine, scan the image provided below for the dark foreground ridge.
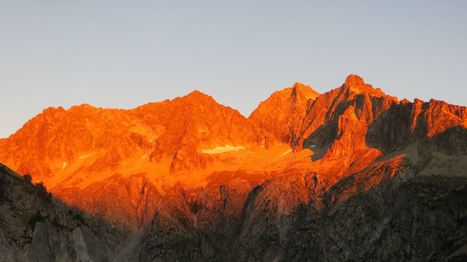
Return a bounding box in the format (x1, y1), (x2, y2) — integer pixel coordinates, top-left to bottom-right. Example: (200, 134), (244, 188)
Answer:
(0, 164), (127, 261)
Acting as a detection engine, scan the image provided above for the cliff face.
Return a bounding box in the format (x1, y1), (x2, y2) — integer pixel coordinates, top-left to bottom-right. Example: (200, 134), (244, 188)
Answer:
(366, 98), (467, 152)
(0, 74), (466, 261)
(283, 175), (467, 262)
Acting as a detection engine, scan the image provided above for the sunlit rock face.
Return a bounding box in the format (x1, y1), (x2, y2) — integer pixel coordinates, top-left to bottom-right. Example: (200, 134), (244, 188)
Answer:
(249, 81), (320, 146)
(1, 74), (467, 261)
(0, 90), (279, 229)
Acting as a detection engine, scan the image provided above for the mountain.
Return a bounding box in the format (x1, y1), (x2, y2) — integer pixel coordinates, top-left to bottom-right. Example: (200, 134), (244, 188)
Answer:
(1, 74), (466, 261)
(0, 91), (281, 229)
(136, 75), (467, 261)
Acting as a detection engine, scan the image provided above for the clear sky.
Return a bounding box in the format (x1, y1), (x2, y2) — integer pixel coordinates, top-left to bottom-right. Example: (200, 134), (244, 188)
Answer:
(1, 0), (466, 138)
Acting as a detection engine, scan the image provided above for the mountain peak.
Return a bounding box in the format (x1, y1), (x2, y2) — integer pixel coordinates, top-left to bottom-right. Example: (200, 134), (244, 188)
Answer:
(186, 90), (209, 97)
(291, 82), (320, 100)
(69, 103), (98, 112)
(344, 74), (365, 86)
(249, 82), (320, 143)
(342, 74), (386, 97)
(292, 81), (308, 88)
(180, 90), (217, 103)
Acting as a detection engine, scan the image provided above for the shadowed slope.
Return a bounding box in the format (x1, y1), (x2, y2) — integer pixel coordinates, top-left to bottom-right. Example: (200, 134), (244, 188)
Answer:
(0, 163), (127, 261)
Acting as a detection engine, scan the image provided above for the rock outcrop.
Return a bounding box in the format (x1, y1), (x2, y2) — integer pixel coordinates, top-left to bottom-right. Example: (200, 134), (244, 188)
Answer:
(0, 163), (126, 262)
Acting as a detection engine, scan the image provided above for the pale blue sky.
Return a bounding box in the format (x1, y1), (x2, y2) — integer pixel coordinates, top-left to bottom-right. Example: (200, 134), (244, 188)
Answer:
(1, 0), (466, 137)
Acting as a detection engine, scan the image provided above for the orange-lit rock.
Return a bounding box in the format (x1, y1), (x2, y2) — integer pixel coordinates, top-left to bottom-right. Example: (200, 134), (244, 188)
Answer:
(249, 82), (319, 146)
(0, 90), (281, 229)
(0, 74), (465, 231)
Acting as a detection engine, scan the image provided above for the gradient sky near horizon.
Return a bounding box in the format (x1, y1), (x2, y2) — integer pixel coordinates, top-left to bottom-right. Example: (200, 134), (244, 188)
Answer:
(1, 1), (466, 138)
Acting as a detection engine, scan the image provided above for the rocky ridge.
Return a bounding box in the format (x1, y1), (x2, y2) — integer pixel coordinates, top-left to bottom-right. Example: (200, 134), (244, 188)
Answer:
(0, 74), (466, 261)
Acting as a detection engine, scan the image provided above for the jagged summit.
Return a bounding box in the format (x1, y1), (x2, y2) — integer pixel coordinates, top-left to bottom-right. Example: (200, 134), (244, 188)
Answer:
(136, 90), (220, 110)
(344, 74), (365, 86)
(183, 89), (213, 100)
(41, 106), (66, 114)
(249, 82), (320, 143)
(291, 81), (320, 100)
(170, 89), (223, 109)
(341, 74), (386, 97)
(69, 103), (98, 110)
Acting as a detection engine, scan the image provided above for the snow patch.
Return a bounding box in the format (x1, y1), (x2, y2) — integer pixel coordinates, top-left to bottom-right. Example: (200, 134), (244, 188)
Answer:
(78, 153), (92, 159)
(201, 145), (245, 154)
(281, 149), (292, 155)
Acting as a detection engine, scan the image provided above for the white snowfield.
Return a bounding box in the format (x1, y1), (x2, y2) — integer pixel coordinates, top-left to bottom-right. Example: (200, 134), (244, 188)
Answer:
(201, 145), (245, 154)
